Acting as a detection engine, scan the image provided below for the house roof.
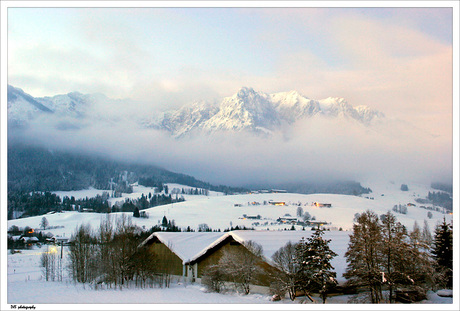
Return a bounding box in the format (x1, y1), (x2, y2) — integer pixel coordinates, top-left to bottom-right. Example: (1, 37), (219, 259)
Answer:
(139, 231), (225, 264)
(228, 230), (314, 265)
(20, 236), (39, 242)
(140, 230), (319, 265)
(139, 230), (350, 282)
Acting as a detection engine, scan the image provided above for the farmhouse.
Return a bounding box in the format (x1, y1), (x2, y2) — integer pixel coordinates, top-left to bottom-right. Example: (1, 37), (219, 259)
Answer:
(277, 216), (298, 224)
(269, 201), (286, 206)
(270, 189), (287, 193)
(312, 202), (332, 207)
(20, 236), (39, 246)
(138, 230), (336, 294)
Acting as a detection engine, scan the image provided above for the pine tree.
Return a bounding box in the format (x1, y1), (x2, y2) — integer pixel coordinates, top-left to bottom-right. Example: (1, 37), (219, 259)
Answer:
(296, 228), (338, 303)
(133, 207), (140, 218)
(432, 218), (453, 288)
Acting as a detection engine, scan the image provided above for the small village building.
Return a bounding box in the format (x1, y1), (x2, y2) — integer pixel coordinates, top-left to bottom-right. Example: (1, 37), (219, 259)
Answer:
(270, 189), (287, 193)
(277, 216), (298, 224)
(20, 236), (39, 247)
(268, 201), (286, 206)
(312, 202), (332, 207)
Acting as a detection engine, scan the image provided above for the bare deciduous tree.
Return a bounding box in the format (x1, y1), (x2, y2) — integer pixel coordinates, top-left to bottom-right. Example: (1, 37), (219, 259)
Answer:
(270, 241), (300, 300)
(218, 240), (264, 295)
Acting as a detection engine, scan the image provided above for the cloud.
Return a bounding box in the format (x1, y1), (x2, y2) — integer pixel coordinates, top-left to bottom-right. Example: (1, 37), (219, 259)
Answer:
(7, 7), (453, 188)
(10, 110), (452, 187)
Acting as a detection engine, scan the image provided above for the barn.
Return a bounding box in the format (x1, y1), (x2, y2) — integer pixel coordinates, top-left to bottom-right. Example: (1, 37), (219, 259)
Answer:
(138, 230), (348, 294)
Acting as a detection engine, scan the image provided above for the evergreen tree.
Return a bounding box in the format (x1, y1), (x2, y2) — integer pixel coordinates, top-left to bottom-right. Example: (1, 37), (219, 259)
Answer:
(296, 228), (338, 303)
(162, 215), (168, 227)
(432, 218), (453, 288)
(133, 207), (140, 218)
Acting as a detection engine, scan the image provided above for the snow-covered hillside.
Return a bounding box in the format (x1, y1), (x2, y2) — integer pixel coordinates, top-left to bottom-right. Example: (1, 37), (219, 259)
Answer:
(8, 181), (451, 234)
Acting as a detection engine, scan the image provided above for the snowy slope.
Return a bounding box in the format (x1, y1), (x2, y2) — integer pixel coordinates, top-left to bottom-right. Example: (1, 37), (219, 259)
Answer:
(7, 181), (452, 243)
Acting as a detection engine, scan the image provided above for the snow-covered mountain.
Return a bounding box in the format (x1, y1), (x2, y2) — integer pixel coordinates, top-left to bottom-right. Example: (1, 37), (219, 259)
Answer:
(7, 85), (133, 129)
(7, 85), (384, 136)
(145, 87), (385, 137)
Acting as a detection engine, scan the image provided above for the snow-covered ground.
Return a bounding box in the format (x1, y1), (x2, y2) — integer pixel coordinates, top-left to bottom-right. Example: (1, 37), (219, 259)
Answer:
(10, 181), (452, 236)
(5, 247), (453, 308)
(4, 180), (455, 307)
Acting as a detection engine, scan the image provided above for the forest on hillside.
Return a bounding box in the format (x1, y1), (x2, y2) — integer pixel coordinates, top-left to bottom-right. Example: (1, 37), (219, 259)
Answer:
(7, 143), (247, 194)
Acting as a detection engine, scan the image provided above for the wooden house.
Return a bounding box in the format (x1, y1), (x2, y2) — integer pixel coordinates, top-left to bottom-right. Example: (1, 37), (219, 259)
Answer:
(138, 230), (333, 294)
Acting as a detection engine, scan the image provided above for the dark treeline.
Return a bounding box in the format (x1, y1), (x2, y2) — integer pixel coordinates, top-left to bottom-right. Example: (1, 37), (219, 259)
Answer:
(250, 181), (372, 196)
(415, 191), (453, 212)
(7, 190), (185, 219)
(430, 182), (452, 194)
(7, 143), (248, 194)
(8, 191), (62, 218)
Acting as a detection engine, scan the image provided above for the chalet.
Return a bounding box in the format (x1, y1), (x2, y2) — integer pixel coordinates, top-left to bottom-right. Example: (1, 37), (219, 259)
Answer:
(277, 217), (298, 224)
(241, 214), (261, 220)
(20, 236), (39, 247)
(55, 236), (70, 244)
(269, 201), (286, 206)
(138, 230), (343, 294)
(407, 203), (416, 207)
(312, 202), (332, 207)
(270, 189), (287, 193)
(306, 220), (329, 227)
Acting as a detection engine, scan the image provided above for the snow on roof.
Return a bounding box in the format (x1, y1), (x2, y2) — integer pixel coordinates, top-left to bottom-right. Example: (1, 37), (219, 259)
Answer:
(11, 235), (22, 241)
(139, 230), (350, 281)
(228, 230), (312, 264)
(21, 236), (39, 242)
(141, 232), (226, 264)
(187, 233), (233, 264)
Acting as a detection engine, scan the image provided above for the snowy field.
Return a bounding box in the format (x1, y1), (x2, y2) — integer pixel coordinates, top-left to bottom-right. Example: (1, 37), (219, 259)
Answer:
(9, 181), (453, 236)
(4, 180), (456, 308)
(5, 248), (453, 308)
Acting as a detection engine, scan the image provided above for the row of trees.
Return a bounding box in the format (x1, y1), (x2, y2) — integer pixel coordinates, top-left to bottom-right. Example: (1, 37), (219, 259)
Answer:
(66, 215), (175, 289)
(8, 191), (61, 218)
(8, 190), (185, 220)
(39, 210), (452, 303)
(344, 210), (452, 303)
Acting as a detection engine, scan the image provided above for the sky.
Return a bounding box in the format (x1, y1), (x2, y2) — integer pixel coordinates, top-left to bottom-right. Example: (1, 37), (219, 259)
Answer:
(3, 2), (458, 187)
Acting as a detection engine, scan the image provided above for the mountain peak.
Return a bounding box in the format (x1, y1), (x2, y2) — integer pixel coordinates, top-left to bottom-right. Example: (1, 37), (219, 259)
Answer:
(7, 85), (385, 137)
(235, 86), (258, 99)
